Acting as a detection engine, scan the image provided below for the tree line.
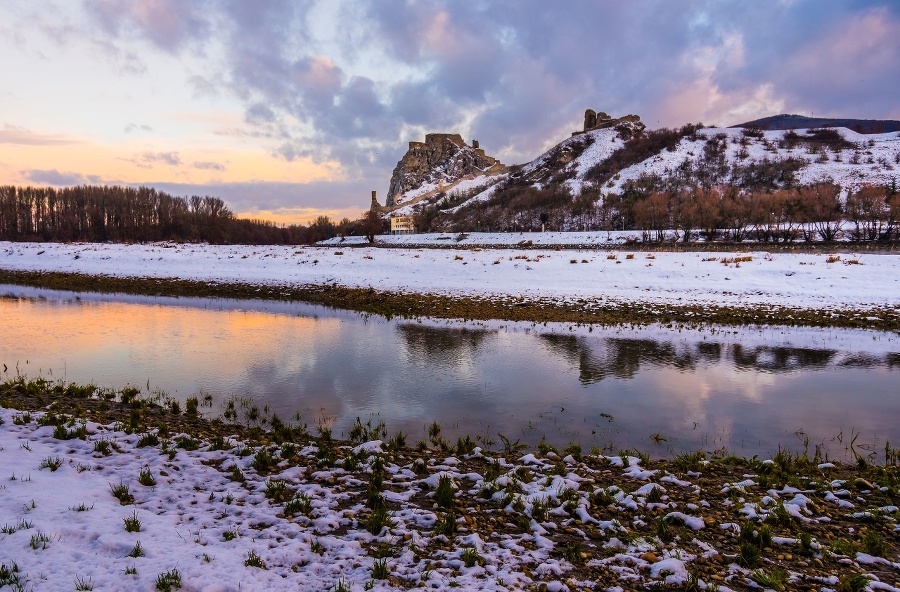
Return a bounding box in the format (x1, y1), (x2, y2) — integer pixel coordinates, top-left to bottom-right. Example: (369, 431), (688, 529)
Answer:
(418, 178), (899, 243)
(0, 185), (379, 245)
(628, 182), (900, 243)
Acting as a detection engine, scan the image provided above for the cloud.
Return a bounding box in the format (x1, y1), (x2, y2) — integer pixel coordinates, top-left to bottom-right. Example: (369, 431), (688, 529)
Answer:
(124, 123), (153, 133)
(768, 6), (900, 118)
(245, 103), (276, 125)
(192, 161), (225, 171)
(142, 151), (181, 166)
(21, 169), (101, 186)
(0, 125), (78, 146)
(85, 0), (208, 52)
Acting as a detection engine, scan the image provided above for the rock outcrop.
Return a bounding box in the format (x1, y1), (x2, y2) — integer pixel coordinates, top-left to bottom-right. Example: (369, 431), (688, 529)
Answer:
(578, 109), (645, 135)
(386, 134), (503, 207)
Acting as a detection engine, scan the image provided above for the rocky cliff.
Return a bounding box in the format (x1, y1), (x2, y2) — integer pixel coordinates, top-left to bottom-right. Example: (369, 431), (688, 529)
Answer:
(385, 134), (504, 207)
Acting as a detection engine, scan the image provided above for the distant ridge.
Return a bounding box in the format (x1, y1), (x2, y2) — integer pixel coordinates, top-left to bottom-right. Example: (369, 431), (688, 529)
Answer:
(732, 114), (900, 134)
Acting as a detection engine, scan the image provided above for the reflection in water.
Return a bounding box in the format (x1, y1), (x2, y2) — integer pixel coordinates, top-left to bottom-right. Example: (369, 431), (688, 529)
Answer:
(539, 334), (858, 384)
(732, 344), (836, 372)
(1, 286), (899, 460)
(397, 324), (488, 368)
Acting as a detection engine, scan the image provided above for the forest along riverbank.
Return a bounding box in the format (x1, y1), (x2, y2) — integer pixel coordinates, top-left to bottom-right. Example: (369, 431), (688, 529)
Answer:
(1, 378), (898, 591)
(2, 240), (900, 330)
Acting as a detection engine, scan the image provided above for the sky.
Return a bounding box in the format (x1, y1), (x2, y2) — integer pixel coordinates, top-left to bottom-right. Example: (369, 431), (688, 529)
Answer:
(1, 1), (899, 224)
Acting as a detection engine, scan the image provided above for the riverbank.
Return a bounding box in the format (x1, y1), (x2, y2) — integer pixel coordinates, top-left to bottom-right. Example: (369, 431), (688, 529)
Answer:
(2, 241), (900, 330)
(1, 378), (898, 591)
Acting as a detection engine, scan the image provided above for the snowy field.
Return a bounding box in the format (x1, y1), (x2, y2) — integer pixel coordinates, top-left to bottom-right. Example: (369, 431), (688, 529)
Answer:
(2, 405), (898, 591)
(2, 238), (900, 313)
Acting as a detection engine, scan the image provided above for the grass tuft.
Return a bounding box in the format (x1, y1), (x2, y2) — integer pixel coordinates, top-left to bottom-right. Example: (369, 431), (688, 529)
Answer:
(860, 529), (887, 558)
(461, 547), (484, 568)
(285, 493), (312, 517)
(244, 550), (267, 569)
(836, 573), (871, 592)
(264, 479), (291, 503)
(128, 541), (145, 558)
(372, 558), (388, 580)
(29, 531), (51, 550)
(110, 481), (134, 505)
(138, 467), (156, 487)
(434, 474), (455, 507)
(123, 510), (141, 532)
(137, 432), (160, 448)
(39, 456), (62, 471)
(366, 507), (394, 536)
(750, 567), (788, 590)
(93, 440), (112, 456)
(155, 568), (181, 592)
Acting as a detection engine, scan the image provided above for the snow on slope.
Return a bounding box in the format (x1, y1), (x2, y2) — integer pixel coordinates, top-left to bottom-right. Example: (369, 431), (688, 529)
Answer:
(438, 126), (900, 214)
(562, 128), (626, 195)
(390, 173), (508, 216)
(603, 127), (900, 195)
(3, 240), (900, 313)
(383, 125), (899, 218)
(431, 127), (625, 213)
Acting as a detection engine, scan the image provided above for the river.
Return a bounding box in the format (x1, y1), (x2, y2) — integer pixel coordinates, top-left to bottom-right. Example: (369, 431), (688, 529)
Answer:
(2, 284), (898, 461)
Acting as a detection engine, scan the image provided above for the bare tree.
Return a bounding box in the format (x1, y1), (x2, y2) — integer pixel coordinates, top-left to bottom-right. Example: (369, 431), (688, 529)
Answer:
(798, 182), (842, 242)
(358, 210), (383, 243)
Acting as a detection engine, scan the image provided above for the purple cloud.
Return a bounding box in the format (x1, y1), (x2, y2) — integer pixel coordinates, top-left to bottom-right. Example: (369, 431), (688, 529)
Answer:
(85, 0), (208, 52)
(21, 169), (101, 186)
(142, 152), (181, 166)
(192, 161), (226, 171)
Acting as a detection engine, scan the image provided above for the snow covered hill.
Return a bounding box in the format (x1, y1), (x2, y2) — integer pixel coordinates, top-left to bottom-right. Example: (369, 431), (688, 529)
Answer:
(382, 112), (900, 234)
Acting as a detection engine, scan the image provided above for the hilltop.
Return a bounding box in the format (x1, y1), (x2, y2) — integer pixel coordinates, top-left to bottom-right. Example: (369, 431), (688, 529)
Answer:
(734, 114), (900, 135)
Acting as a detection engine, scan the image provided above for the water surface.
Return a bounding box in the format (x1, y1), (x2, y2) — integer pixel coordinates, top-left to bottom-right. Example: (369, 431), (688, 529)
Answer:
(2, 285), (898, 461)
